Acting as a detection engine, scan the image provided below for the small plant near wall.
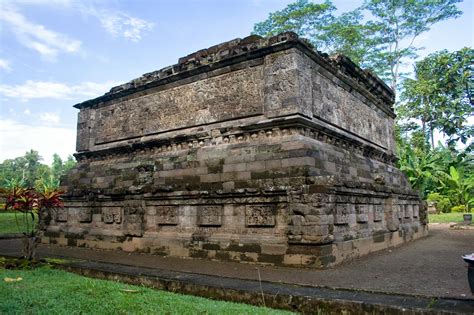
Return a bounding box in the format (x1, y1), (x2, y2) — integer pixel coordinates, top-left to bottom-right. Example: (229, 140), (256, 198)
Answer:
(4, 186), (63, 261)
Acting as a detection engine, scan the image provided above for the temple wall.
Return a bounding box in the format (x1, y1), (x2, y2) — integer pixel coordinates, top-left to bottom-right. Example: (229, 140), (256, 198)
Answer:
(44, 32), (427, 268)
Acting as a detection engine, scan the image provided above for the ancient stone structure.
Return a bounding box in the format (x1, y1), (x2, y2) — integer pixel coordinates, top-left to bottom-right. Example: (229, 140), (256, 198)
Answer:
(42, 32), (428, 267)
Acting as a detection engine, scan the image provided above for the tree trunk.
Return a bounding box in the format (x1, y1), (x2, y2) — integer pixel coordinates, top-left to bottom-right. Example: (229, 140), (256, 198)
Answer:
(421, 119), (428, 148)
(429, 121), (435, 148)
(22, 235), (39, 260)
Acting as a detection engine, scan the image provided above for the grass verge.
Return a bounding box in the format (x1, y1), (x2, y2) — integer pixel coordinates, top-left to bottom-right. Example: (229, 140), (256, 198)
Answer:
(0, 212), (37, 234)
(428, 212), (466, 223)
(0, 266), (292, 314)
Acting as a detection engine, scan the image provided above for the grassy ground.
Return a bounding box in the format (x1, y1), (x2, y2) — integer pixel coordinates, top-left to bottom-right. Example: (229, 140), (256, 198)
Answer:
(428, 212), (466, 223)
(0, 266), (292, 314)
(0, 212), (37, 234)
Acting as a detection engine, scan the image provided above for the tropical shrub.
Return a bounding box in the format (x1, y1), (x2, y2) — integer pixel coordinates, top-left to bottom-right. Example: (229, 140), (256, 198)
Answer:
(4, 186), (63, 260)
(397, 139), (473, 213)
(427, 192), (452, 213)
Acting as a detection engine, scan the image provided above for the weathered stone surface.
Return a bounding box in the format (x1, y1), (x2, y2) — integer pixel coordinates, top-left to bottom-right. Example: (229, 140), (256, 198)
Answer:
(123, 201), (145, 236)
(155, 206), (179, 225)
(78, 208), (92, 223)
(197, 205), (223, 226)
(245, 204), (276, 227)
(44, 32), (426, 268)
(102, 207), (121, 224)
(56, 208), (68, 222)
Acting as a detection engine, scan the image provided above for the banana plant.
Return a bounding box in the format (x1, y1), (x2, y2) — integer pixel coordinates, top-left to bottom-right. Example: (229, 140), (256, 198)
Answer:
(397, 144), (445, 198)
(439, 166), (474, 212)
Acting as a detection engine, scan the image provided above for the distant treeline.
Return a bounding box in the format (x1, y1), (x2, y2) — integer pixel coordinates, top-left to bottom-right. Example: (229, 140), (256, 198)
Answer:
(0, 150), (76, 190)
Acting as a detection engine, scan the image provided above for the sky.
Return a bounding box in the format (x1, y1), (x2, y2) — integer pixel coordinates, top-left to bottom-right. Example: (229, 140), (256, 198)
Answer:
(0, 0), (473, 165)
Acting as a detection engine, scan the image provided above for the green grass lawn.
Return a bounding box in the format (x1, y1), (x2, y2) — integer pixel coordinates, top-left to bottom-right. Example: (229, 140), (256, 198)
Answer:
(428, 212), (466, 223)
(0, 212), (37, 234)
(0, 266), (292, 314)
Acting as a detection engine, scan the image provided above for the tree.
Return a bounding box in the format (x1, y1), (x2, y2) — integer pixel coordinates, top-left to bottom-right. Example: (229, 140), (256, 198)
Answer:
(252, 0), (377, 65)
(320, 9), (381, 66)
(396, 134), (473, 211)
(253, 0), (463, 92)
(397, 143), (445, 198)
(440, 166), (473, 212)
(363, 0), (462, 91)
(1, 151), (77, 189)
(253, 0), (335, 40)
(399, 48), (473, 147)
(23, 150), (42, 188)
(63, 155), (76, 171)
(0, 157), (27, 188)
(51, 154), (63, 179)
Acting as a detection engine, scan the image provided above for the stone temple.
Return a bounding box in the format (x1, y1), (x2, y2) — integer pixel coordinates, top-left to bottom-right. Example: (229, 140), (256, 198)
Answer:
(42, 32), (428, 267)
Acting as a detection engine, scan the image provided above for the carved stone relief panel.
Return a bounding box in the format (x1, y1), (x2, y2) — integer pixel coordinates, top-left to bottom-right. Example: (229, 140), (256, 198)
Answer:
(102, 207), (122, 224)
(413, 204), (419, 218)
(334, 204), (350, 225)
(245, 204), (276, 227)
(56, 208), (68, 222)
(156, 205), (179, 225)
(374, 205), (384, 222)
(78, 208), (92, 223)
(404, 204), (413, 219)
(385, 202), (400, 232)
(398, 205), (405, 220)
(355, 204), (368, 223)
(312, 69), (390, 149)
(197, 205), (223, 226)
(123, 201), (145, 236)
(94, 66), (264, 144)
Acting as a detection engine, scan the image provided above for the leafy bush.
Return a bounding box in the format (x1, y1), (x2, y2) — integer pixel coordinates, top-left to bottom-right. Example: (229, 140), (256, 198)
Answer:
(4, 187), (63, 260)
(397, 141), (473, 213)
(451, 205), (468, 213)
(427, 193), (452, 213)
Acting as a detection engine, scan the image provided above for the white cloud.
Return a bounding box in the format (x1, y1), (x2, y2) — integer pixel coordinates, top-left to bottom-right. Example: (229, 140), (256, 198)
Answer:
(0, 5), (82, 60)
(39, 112), (60, 124)
(7, 0), (154, 43)
(23, 109), (31, 115)
(0, 80), (120, 101)
(12, 0), (72, 5)
(0, 59), (12, 71)
(0, 118), (76, 165)
(100, 13), (154, 42)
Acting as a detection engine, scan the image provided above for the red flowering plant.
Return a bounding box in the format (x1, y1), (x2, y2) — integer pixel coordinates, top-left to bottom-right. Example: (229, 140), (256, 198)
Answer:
(4, 186), (63, 260)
